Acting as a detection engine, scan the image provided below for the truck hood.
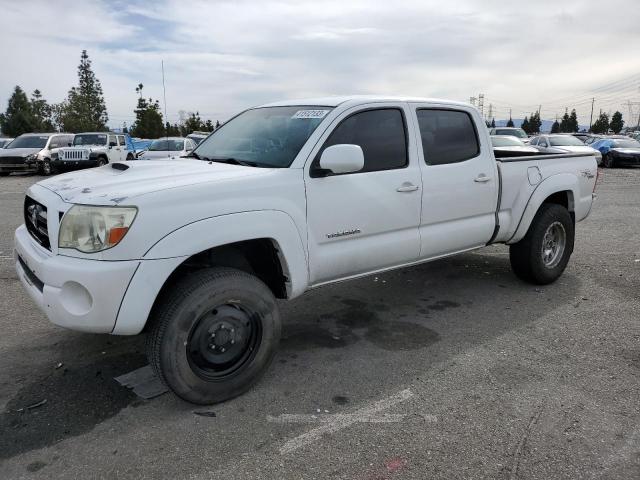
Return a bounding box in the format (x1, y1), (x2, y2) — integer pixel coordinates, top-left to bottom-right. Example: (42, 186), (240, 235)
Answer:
(36, 159), (274, 204)
(0, 147), (40, 157)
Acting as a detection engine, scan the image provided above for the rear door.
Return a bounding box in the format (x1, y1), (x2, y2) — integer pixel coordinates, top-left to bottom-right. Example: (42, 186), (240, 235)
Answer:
(304, 104), (422, 284)
(117, 135), (127, 160)
(108, 135), (119, 162)
(412, 104), (498, 258)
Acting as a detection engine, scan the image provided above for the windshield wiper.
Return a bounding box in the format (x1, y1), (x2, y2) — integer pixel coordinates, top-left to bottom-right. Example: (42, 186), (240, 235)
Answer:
(206, 156), (260, 167)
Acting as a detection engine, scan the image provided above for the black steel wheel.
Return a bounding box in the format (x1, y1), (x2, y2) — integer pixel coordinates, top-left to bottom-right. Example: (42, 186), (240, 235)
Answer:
(147, 267), (280, 404)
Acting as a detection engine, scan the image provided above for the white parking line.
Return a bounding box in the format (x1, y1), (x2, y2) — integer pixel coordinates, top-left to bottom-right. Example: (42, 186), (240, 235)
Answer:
(273, 388), (417, 455)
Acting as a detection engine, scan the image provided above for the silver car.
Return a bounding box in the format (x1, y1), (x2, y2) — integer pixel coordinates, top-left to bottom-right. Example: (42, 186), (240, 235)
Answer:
(530, 134), (602, 165)
(491, 135), (539, 157)
(137, 137), (197, 160)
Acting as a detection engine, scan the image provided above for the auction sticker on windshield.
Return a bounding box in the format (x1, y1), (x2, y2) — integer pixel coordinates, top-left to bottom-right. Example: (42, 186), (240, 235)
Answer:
(292, 110), (330, 119)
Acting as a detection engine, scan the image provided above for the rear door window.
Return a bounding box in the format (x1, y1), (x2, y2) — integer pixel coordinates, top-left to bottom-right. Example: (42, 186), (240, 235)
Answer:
(416, 109), (480, 165)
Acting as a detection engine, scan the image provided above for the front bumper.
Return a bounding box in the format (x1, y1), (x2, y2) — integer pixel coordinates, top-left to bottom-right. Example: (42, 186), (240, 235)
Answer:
(612, 154), (640, 165)
(52, 158), (100, 169)
(15, 224), (140, 333)
(0, 163), (37, 173)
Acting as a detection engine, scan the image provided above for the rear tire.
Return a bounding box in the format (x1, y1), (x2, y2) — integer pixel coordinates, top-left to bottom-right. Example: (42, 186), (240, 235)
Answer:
(0, 172), (9, 177)
(509, 203), (574, 285)
(146, 267), (281, 404)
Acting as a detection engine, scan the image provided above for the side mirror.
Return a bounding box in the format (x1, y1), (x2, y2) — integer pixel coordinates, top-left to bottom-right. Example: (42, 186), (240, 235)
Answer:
(67, 143), (72, 147)
(318, 144), (364, 175)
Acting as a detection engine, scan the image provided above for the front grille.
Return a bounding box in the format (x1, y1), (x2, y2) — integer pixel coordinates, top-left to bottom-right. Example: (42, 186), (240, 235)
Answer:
(24, 196), (50, 250)
(0, 156), (25, 165)
(61, 149), (88, 160)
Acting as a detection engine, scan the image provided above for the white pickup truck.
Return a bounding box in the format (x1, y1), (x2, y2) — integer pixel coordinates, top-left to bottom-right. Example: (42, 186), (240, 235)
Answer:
(14, 96), (598, 404)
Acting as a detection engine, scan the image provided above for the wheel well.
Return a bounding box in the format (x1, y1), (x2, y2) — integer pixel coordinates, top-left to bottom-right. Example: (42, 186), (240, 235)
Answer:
(543, 190), (575, 222)
(158, 238), (289, 302)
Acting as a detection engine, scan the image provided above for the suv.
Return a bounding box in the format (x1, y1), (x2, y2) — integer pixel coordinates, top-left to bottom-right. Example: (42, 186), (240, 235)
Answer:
(186, 131), (210, 145)
(0, 133), (73, 176)
(54, 132), (133, 172)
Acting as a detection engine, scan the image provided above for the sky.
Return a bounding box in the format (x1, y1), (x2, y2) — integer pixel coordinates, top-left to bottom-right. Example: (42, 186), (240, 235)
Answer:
(1, 0), (639, 129)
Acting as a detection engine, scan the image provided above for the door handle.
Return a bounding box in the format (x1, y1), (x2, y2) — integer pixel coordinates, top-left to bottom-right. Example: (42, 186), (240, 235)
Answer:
(474, 174), (491, 183)
(396, 183), (419, 192)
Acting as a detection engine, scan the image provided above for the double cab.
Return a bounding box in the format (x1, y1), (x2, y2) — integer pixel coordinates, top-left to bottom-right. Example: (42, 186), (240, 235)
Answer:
(15, 96), (598, 404)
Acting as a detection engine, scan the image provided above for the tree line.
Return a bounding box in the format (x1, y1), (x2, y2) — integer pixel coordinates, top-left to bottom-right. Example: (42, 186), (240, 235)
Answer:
(490, 107), (625, 135)
(0, 50), (219, 139)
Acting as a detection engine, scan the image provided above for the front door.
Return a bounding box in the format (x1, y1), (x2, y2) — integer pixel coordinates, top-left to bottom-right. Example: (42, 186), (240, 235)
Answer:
(304, 105), (423, 285)
(412, 105), (499, 258)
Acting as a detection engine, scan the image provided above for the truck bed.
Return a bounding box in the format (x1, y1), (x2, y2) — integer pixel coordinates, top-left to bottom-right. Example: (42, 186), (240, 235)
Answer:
(493, 152), (597, 244)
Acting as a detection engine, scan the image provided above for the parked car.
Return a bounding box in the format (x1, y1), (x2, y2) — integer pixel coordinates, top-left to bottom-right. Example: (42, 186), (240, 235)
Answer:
(583, 135), (604, 145)
(490, 135), (539, 157)
(530, 134), (602, 165)
(566, 133), (591, 143)
(590, 137), (640, 168)
(489, 127), (530, 144)
(54, 132), (133, 174)
(0, 132), (73, 176)
(137, 137), (196, 159)
(0, 137), (14, 148)
(15, 95), (597, 404)
(186, 131), (209, 145)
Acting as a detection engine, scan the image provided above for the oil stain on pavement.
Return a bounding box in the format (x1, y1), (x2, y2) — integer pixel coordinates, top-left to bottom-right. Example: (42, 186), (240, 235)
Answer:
(0, 352), (146, 460)
(281, 298), (442, 352)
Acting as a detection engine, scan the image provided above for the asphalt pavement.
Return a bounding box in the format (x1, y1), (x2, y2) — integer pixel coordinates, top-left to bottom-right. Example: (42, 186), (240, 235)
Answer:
(0, 168), (638, 479)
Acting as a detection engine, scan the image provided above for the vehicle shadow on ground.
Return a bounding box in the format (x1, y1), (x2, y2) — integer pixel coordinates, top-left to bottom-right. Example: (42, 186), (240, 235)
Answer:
(0, 249), (580, 461)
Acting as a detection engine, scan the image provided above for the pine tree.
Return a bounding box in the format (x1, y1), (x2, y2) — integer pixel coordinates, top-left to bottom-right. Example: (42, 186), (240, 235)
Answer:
(610, 111), (624, 134)
(215, 120), (221, 130)
(61, 50), (108, 132)
(30, 89), (54, 132)
(0, 86), (35, 136)
(551, 119), (560, 133)
(591, 112), (609, 134)
(559, 109), (570, 133)
(528, 112), (542, 134)
(183, 112), (205, 134)
(490, 118), (496, 128)
(130, 84), (164, 138)
(568, 109), (579, 132)
(205, 119), (214, 132)
(521, 116), (530, 134)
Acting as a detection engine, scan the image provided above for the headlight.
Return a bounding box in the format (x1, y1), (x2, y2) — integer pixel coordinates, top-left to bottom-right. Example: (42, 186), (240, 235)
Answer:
(25, 153), (37, 162)
(58, 205), (137, 253)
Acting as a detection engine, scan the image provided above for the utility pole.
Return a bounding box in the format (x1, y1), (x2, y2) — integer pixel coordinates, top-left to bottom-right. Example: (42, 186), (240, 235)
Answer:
(478, 94), (485, 119)
(589, 97), (595, 132)
(469, 96), (477, 108)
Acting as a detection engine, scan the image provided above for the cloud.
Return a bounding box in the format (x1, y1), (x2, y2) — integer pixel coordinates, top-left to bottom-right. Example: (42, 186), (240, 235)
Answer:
(0, 0), (638, 128)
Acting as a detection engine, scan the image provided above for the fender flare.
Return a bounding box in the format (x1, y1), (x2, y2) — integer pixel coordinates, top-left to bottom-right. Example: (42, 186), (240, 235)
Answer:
(507, 173), (577, 244)
(113, 210), (309, 335)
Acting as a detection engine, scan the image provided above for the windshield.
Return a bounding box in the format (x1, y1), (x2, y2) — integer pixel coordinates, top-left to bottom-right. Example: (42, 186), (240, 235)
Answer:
(74, 134), (107, 146)
(193, 106), (333, 167)
(549, 136), (585, 146)
(491, 136), (524, 147)
(149, 139), (185, 151)
(8, 135), (49, 149)
(495, 128), (527, 139)
(612, 139), (640, 148)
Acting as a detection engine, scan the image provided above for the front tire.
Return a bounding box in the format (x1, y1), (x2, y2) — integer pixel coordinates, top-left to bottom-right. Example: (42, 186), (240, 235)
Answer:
(509, 203), (574, 285)
(603, 153), (615, 168)
(40, 159), (53, 176)
(97, 157), (108, 167)
(146, 267), (281, 404)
